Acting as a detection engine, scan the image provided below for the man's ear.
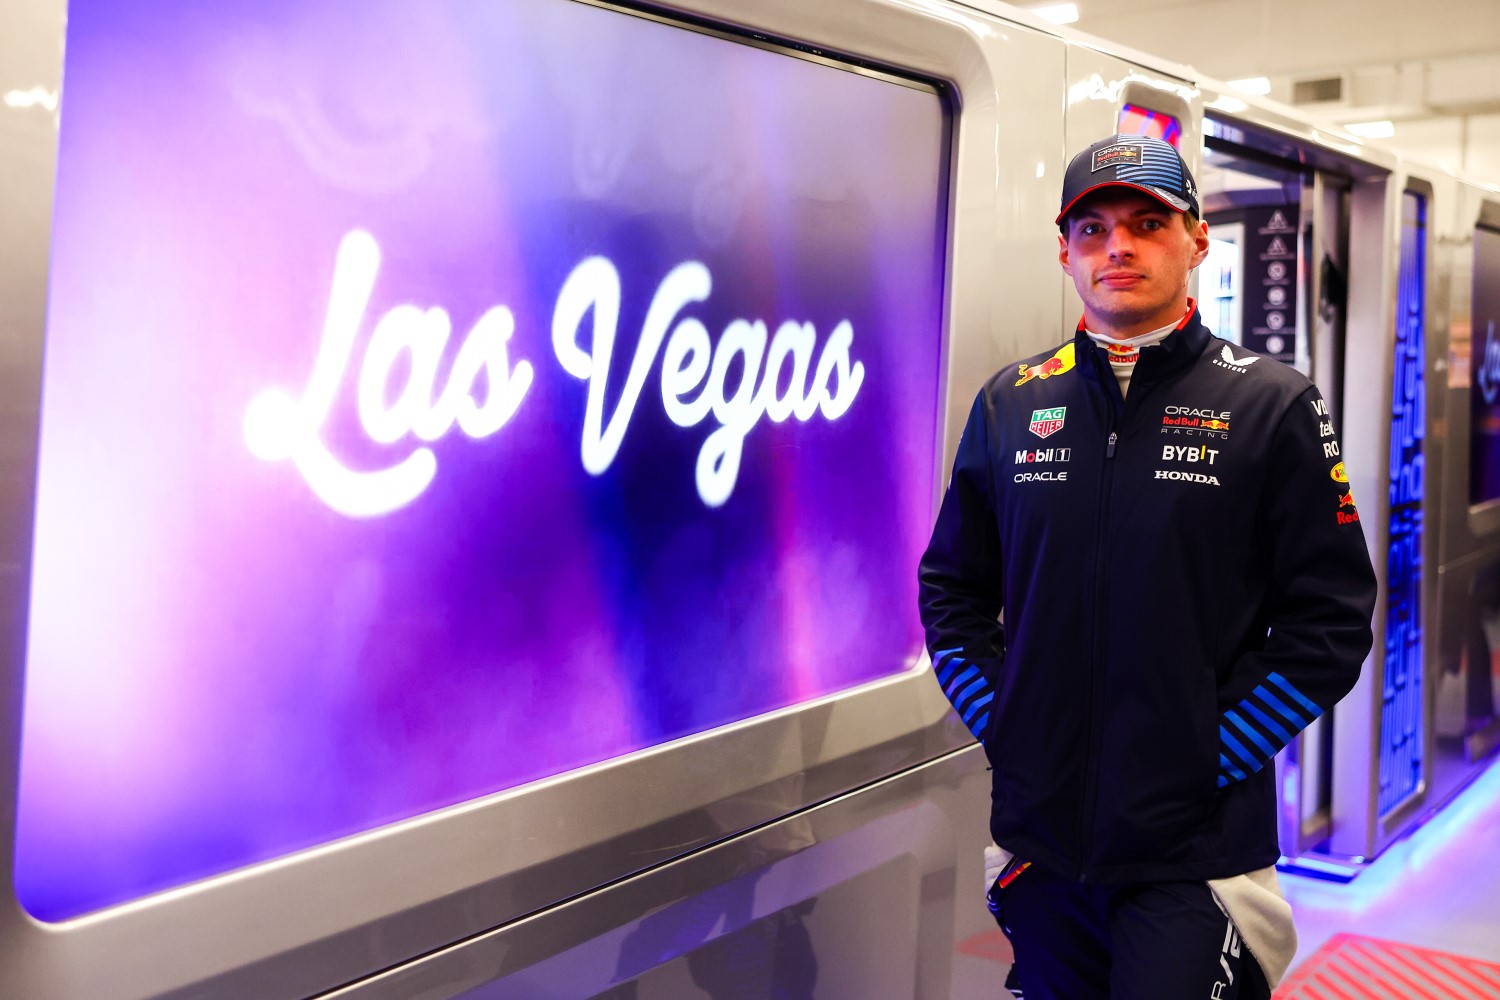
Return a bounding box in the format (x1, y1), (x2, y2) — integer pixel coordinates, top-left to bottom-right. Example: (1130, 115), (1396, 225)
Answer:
(1058, 232), (1073, 276)
(1189, 219), (1210, 269)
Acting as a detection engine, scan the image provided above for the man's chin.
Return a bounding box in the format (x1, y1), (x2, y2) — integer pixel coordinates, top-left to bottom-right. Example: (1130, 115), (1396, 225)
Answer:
(1091, 304), (1158, 329)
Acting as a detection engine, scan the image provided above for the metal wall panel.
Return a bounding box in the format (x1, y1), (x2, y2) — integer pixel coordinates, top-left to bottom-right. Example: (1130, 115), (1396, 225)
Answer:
(324, 746), (994, 1000)
(1328, 171), (1401, 859)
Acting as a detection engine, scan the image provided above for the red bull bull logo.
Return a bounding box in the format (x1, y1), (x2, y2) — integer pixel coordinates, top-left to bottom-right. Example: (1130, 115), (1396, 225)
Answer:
(1339, 491), (1357, 508)
(1015, 344), (1076, 386)
(1200, 419), (1230, 432)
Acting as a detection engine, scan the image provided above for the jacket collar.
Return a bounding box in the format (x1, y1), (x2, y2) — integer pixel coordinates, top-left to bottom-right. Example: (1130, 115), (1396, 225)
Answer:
(1073, 302), (1211, 391)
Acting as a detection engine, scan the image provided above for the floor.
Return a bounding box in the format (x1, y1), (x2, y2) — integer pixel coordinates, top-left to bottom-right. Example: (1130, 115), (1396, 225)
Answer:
(950, 757), (1500, 996)
(1281, 755), (1500, 970)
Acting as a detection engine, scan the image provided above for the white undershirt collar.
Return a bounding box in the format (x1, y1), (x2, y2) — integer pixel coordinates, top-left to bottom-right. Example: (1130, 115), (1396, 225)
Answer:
(1082, 302), (1194, 398)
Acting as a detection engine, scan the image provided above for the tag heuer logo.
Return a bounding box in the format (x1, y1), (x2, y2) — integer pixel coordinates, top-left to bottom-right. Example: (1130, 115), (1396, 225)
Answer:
(1029, 407), (1066, 439)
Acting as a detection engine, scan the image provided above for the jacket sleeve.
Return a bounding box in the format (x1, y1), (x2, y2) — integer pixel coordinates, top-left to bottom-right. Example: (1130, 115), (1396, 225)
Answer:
(1216, 385), (1378, 787)
(918, 390), (1005, 741)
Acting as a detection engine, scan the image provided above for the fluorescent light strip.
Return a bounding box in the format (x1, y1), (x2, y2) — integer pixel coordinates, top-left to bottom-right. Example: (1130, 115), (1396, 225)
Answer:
(1207, 96), (1249, 114)
(1346, 120), (1395, 139)
(1028, 3), (1079, 24)
(1227, 77), (1271, 96)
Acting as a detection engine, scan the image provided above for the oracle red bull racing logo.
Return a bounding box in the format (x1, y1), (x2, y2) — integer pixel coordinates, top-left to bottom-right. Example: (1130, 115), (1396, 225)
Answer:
(1160, 404), (1230, 440)
(1028, 406), (1066, 439)
(1015, 344), (1076, 386)
(1091, 143), (1143, 171)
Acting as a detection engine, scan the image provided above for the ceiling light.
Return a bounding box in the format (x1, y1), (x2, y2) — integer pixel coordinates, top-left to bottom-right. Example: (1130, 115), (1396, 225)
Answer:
(1226, 77), (1271, 96)
(1207, 96), (1249, 114)
(1028, 3), (1080, 24)
(1345, 120), (1395, 139)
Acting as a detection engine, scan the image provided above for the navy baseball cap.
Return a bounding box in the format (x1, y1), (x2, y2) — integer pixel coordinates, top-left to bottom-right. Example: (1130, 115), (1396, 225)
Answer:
(1056, 134), (1200, 228)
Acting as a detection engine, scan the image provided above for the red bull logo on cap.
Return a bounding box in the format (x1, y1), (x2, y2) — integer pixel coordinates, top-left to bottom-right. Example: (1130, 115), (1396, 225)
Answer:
(1015, 344), (1076, 387)
(1029, 406), (1066, 439)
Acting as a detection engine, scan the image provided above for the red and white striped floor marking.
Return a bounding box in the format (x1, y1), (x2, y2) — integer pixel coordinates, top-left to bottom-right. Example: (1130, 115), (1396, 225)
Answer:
(1276, 934), (1500, 1000)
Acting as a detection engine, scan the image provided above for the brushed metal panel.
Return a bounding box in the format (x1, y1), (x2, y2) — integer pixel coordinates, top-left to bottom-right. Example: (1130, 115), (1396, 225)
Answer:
(953, 0), (1197, 87)
(0, 0), (62, 992)
(322, 745), (993, 1000)
(1328, 172), (1399, 859)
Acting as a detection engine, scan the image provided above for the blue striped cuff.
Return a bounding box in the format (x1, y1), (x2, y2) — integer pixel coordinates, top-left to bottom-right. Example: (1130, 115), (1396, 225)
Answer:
(930, 648), (995, 741)
(1217, 674), (1324, 785)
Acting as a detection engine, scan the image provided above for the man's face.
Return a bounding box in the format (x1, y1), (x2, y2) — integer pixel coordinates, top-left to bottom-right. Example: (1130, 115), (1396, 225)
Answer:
(1058, 188), (1210, 339)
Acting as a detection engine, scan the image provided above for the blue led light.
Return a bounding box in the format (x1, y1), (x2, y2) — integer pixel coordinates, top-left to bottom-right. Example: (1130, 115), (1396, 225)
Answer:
(1379, 190), (1426, 817)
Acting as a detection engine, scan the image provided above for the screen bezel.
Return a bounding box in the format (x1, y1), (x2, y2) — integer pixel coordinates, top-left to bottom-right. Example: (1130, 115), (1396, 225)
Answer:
(1461, 200), (1500, 551)
(1465, 212), (1500, 513)
(0, 0), (1004, 996)
(14, 0), (954, 926)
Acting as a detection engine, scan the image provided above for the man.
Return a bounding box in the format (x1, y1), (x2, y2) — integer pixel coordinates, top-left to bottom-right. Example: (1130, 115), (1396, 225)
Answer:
(918, 134), (1376, 999)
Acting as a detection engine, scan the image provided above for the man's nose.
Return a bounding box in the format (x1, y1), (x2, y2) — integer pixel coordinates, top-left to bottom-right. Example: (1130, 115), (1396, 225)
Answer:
(1106, 226), (1135, 258)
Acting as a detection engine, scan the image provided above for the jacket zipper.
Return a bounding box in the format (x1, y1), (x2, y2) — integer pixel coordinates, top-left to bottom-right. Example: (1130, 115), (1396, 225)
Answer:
(1078, 424), (1117, 880)
(1078, 363), (1168, 879)
(1075, 329), (1190, 878)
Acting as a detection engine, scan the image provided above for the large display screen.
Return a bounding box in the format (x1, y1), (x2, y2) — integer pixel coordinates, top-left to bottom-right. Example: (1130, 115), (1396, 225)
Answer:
(1470, 224), (1500, 504)
(16, 0), (949, 920)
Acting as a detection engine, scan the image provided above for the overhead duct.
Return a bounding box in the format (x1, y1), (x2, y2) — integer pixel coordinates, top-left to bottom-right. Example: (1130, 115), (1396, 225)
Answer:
(1293, 74), (1345, 105)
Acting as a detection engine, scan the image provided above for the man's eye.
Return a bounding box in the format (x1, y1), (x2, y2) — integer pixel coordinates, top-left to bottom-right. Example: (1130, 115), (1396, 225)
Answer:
(1082, 223), (1103, 236)
(1141, 219), (1164, 231)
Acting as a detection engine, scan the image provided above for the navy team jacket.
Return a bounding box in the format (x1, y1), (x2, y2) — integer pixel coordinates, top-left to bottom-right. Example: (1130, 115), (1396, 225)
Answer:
(918, 309), (1377, 884)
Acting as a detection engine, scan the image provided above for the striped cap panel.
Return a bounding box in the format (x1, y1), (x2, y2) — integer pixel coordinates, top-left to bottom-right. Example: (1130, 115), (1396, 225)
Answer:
(1114, 143), (1187, 189)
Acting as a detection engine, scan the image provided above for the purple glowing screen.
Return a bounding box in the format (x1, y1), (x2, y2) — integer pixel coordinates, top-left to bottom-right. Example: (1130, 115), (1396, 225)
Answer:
(15, 0), (949, 920)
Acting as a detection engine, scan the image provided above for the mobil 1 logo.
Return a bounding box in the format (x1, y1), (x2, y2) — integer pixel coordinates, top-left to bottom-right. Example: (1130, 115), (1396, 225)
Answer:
(1013, 444), (1070, 484)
